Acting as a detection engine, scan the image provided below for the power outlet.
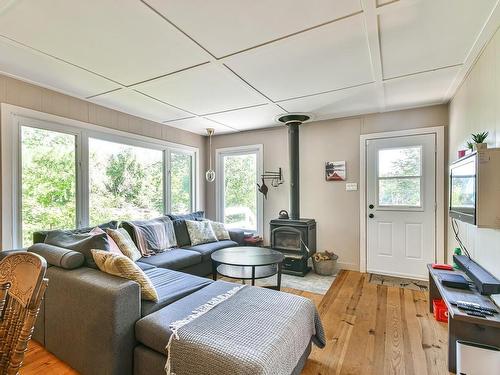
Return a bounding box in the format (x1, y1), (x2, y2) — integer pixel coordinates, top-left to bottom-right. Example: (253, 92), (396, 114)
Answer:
(345, 183), (358, 191)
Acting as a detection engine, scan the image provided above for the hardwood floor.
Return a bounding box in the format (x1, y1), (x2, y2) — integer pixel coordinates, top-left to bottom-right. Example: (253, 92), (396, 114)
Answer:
(21, 270), (449, 375)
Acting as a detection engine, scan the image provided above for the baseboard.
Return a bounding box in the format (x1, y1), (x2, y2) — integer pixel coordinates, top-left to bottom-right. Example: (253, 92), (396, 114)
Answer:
(336, 261), (359, 271)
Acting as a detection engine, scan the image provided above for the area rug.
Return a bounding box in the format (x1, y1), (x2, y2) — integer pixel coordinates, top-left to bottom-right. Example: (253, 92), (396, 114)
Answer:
(369, 273), (428, 291)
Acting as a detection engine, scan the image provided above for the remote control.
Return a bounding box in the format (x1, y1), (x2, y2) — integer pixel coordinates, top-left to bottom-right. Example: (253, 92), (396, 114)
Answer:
(456, 301), (498, 314)
(466, 310), (486, 318)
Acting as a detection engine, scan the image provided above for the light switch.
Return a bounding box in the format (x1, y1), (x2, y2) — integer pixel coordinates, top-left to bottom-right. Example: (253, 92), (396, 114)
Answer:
(345, 183), (358, 191)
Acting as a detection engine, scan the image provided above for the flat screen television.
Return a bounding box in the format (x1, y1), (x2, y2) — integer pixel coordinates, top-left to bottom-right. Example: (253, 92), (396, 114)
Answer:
(449, 153), (476, 224)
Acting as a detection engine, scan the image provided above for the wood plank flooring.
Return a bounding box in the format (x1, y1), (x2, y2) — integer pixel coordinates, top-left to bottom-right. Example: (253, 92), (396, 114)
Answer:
(21, 270), (449, 375)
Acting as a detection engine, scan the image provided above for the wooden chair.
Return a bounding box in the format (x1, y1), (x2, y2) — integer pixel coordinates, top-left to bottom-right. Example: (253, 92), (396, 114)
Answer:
(0, 252), (48, 375)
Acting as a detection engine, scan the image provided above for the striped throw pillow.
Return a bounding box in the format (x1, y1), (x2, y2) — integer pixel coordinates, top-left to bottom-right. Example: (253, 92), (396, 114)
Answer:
(91, 249), (158, 302)
(106, 228), (142, 261)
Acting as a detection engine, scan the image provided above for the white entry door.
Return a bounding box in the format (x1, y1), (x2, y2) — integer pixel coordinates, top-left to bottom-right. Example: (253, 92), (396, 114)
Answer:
(366, 134), (436, 279)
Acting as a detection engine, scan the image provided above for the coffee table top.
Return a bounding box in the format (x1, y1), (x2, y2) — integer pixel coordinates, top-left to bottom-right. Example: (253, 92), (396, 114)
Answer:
(211, 246), (284, 267)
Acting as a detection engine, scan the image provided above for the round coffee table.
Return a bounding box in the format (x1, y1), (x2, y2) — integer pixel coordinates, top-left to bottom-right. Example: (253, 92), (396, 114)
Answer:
(211, 247), (284, 290)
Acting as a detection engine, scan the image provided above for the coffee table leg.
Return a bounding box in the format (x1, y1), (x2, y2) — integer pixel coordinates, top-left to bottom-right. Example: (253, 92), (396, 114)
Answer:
(251, 266), (255, 286)
(212, 261), (217, 281)
(277, 262), (282, 291)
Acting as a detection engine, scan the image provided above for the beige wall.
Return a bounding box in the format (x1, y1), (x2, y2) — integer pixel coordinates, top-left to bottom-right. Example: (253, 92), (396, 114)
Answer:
(448, 28), (500, 283)
(0, 74), (207, 242)
(206, 105), (448, 270)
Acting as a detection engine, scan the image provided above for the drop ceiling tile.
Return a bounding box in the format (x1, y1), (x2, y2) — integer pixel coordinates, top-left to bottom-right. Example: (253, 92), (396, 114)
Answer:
(0, 0), (210, 85)
(205, 105), (284, 131)
(89, 89), (191, 123)
(379, 0), (497, 79)
(144, 0), (362, 57)
(383, 66), (460, 109)
(0, 38), (118, 98)
(279, 84), (381, 119)
(224, 14), (373, 101)
(134, 64), (267, 115)
(164, 117), (235, 135)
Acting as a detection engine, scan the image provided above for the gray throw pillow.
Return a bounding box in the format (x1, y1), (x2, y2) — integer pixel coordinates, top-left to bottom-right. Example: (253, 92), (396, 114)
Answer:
(44, 231), (110, 269)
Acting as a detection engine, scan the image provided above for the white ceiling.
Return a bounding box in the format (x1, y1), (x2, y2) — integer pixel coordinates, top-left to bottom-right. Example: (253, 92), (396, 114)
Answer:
(0, 0), (498, 135)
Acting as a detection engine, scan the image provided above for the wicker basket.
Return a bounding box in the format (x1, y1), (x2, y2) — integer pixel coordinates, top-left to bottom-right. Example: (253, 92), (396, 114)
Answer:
(312, 253), (338, 276)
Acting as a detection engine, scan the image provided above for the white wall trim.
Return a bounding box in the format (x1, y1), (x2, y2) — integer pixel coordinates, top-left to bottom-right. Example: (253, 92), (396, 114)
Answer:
(359, 126), (445, 273)
(1, 103), (199, 249)
(215, 144), (264, 235)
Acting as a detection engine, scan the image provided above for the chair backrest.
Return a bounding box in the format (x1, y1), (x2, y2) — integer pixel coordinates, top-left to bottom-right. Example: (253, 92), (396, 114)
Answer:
(0, 252), (48, 375)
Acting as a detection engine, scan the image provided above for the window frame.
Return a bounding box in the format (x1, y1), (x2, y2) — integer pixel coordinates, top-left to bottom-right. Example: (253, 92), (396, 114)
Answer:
(166, 147), (196, 214)
(1, 104), (199, 249)
(215, 144), (263, 235)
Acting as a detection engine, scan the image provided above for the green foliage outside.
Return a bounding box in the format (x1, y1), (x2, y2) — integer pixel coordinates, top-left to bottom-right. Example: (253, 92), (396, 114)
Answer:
(378, 147), (421, 206)
(170, 152), (192, 214)
(21, 127), (76, 246)
(223, 154), (257, 229)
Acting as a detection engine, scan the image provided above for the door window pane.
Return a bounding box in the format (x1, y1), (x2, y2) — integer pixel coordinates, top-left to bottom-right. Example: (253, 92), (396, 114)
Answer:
(21, 126), (76, 246)
(170, 151), (193, 214)
(89, 138), (163, 225)
(379, 178), (421, 206)
(378, 146), (422, 207)
(223, 153), (257, 231)
(379, 147), (421, 177)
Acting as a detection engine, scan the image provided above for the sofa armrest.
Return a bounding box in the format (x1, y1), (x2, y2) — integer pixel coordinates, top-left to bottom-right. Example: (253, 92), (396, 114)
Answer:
(28, 243), (84, 269)
(228, 229), (245, 245)
(43, 267), (141, 375)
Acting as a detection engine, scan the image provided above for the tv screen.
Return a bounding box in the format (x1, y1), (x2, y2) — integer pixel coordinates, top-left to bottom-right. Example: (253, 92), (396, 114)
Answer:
(450, 155), (476, 223)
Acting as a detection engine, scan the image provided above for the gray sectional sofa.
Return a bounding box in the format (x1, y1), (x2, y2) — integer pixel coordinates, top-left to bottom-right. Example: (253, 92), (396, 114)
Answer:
(18, 212), (319, 375)
(28, 212), (247, 375)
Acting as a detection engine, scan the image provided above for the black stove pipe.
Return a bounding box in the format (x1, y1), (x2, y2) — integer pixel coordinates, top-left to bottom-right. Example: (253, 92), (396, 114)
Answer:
(288, 122), (300, 220)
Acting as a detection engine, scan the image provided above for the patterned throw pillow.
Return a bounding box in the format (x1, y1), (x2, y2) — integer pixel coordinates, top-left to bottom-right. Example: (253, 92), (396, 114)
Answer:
(106, 228), (142, 261)
(90, 226), (122, 255)
(185, 220), (218, 246)
(91, 249), (158, 302)
(209, 221), (231, 241)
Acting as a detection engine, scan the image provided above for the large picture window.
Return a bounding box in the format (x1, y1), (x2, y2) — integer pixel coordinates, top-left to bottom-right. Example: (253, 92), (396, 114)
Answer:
(216, 145), (263, 233)
(2, 106), (198, 249)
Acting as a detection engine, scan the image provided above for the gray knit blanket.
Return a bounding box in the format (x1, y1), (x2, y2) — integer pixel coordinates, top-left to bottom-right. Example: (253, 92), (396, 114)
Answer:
(165, 285), (325, 375)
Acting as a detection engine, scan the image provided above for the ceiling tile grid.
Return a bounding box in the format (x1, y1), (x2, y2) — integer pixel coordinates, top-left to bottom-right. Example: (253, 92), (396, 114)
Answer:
(0, 0), (497, 134)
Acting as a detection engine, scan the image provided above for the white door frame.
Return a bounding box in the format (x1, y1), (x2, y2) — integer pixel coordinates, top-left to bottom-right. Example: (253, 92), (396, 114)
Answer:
(359, 126), (445, 273)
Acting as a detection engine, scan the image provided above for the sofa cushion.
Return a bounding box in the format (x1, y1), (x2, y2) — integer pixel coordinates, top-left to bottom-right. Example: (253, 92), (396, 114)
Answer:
(91, 249), (158, 302)
(167, 211), (204, 221)
(209, 221), (231, 241)
(137, 249), (202, 270)
(136, 281), (236, 351)
(140, 268), (213, 316)
(135, 262), (157, 271)
(185, 220), (217, 246)
(44, 231), (110, 269)
(32, 220), (119, 244)
(186, 240), (238, 262)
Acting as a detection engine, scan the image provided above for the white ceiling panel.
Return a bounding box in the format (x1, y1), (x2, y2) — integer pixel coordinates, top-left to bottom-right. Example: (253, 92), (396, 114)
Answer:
(144, 0), (362, 57)
(134, 63), (267, 115)
(224, 14), (373, 101)
(383, 66), (460, 109)
(0, 37), (118, 98)
(89, 89), (191, 123)
(164, 117), (235, 135)
(379, 0), (497, 79)
(279, 84), (380, 119)
(0, 0), (210, 85)
(205, 104), (285, 131)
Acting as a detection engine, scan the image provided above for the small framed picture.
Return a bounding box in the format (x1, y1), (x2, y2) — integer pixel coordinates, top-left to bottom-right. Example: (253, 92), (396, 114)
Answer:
(325, 161), (346, 181)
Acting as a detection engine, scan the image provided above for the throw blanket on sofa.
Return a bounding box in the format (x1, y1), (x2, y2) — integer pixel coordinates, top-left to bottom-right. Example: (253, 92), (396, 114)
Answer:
(126, 217), (177, 256)
(165, 285), (325, 375)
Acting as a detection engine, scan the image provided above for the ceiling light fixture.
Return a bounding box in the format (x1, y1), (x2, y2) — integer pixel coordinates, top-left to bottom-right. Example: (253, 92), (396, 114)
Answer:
(205, 128), (216, 182)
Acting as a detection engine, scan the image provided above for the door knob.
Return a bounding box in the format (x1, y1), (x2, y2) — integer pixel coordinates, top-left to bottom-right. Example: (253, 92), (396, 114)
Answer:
(368, 213), (374, 218)
(369, 204), (374, 209)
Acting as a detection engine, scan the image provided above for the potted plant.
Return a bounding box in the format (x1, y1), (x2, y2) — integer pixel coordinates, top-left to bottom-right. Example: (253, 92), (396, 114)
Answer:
(470, 131), (489, 150)
(312, 250), (338, 276)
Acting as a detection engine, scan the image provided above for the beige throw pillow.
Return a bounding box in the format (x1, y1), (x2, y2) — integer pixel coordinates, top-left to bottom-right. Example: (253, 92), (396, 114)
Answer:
(106, 228), (142, 261)
(91, 249), (158, 302)
(209, 221), (231, 241)
(185, 220), (218, 246)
